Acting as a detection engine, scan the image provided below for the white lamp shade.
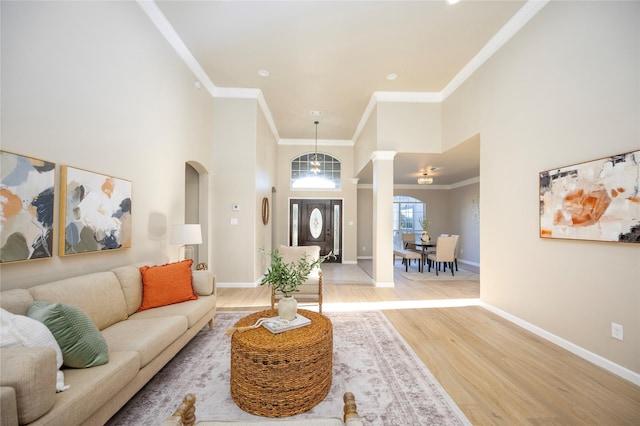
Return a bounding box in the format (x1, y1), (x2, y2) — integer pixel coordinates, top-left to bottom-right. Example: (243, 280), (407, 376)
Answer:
(170, 224), (202, 245)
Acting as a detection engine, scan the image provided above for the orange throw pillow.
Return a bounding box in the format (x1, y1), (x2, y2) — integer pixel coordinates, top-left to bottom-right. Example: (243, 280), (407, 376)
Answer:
(137, 260), (198, 312)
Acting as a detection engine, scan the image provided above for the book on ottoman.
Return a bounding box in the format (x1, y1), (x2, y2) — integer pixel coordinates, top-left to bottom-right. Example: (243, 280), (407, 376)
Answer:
(262, 314), (311, 334)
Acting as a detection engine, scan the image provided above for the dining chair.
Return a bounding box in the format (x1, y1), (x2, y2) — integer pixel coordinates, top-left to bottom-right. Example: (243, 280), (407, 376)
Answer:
(426, 236), (457, 276)
(401, 233), (421, 267)
(450, 234), (460, 271)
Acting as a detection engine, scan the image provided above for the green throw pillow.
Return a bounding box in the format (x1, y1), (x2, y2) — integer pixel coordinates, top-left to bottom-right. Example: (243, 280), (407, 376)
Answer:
(27, 301), (108, 368)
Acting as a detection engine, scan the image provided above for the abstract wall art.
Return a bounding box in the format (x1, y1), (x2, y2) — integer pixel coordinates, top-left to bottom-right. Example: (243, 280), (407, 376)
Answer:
(60, 166), (132, 255)
(1, 151), (56, 263)
(539, 150), (640, 243)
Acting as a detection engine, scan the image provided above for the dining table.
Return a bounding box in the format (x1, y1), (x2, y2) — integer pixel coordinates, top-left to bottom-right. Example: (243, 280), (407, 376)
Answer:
(406, 240), (436, 269)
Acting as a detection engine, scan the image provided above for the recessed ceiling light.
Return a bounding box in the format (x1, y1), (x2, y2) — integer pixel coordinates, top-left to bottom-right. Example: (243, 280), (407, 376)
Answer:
(310, 111), (323, 116)
(386, 73), (398, 81)
(258, 69), (270, 77)
(446, 0), (461, 5)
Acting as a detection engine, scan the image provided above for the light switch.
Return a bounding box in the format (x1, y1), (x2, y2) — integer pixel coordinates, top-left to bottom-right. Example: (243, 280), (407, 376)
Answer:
(230, 218), (238, 225)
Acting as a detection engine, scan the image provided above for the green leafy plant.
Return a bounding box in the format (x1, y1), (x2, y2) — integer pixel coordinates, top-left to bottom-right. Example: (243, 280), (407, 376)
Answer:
(419, 217), (430, 231)
(259, 249), (334, 298)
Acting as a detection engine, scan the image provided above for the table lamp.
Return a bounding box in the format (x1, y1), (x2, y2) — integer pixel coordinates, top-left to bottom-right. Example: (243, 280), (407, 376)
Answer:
(170, 224), (202, 263)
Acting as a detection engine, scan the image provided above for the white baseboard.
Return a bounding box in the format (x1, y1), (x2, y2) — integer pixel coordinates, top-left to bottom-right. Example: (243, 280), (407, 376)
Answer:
(375, 281), (395, 288)
(342, 260), (358, 265)
(357, 256), (373, 260)
(480, 302), (640, 386)
(459, 258), (479, 268)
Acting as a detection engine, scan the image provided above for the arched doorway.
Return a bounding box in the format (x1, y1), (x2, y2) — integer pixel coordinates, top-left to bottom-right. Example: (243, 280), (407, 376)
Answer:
(185, 161), (209, 266)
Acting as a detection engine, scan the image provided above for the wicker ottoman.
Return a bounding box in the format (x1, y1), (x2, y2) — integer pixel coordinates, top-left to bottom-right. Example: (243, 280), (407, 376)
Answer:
(230, 309), (333, 417)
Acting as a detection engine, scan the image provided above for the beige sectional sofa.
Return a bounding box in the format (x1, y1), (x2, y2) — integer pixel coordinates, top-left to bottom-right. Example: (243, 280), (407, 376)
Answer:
(0, 262), (216, 426)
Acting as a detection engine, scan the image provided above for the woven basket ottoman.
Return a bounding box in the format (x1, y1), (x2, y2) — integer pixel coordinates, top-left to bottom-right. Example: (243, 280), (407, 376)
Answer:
(230, 309), (333, 417)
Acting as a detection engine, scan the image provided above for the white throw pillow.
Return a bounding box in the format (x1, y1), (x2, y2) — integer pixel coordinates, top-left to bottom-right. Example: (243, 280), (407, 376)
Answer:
(0, 308), (69, 392)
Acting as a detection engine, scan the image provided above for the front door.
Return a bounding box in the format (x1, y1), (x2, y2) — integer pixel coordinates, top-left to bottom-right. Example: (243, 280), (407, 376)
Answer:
(289, 199), (342, 263)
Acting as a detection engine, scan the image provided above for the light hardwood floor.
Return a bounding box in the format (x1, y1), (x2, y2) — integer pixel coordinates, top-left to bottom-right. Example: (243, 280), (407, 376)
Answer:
(215, 260), (640, 425)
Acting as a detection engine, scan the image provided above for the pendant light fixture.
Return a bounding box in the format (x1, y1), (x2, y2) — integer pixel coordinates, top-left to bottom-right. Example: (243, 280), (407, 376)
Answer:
(417, 173), (433, 185)
(310, 120), (321, 174)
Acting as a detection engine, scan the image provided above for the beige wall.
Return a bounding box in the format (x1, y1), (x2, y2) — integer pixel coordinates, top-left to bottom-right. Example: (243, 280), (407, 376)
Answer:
(377, 102), (442, 153)
(353, 106), (378, 175)
(255, 106), (278, 278)
(447, 182), (480, 265)
(211, 98), (259, 284)
(0, 1), (214, 289)
(443, 1), (639, 373)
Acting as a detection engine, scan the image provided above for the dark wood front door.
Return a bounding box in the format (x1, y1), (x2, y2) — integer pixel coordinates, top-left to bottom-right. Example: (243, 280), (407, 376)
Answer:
(290, 199), (342, 263)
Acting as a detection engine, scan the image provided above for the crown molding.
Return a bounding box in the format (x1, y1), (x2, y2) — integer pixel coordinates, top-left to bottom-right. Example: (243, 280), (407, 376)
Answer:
(449, 176), (480, 189)
(370, 151), (397, 162)
(137, 0), (217, 97)
(140, 0), (549, 146)
(357, 177), (479, 191)
(440, 0), (550, 100)
(210, 87), (281, 142)
(351, 0), (548, 144)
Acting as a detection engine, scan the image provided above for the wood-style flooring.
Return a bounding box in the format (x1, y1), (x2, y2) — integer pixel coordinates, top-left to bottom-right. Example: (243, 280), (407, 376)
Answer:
(215, 260), (640, 425)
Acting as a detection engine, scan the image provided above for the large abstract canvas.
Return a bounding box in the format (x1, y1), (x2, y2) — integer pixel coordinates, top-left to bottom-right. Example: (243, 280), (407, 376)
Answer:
(60, 166), (132, 256)
(539, 150), (640, 243)
(0, 151), (56, 263)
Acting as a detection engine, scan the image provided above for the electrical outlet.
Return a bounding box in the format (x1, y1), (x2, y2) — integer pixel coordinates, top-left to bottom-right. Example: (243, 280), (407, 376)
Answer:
(611, 322), (624, 341)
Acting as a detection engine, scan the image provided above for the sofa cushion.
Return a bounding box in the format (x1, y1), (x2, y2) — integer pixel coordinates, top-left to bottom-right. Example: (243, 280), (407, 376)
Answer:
(28, 302), (109, 368)
(0, 289), (34, 316)
(0, 386), (18, 426)
(32, 351), (139, 426)
(111, 262), (152, 316)
(28, 271), (128, 330)
(101, 316), (187, 368)
(0, 347), (57, 424)
(0, 308), (68, 391)
(129, 295), (216, 329)
(192, 270), (215, 296)
(137, 260), (198, 312)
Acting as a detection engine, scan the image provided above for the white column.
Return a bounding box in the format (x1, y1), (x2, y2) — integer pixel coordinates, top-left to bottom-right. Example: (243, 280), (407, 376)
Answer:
(371, 151), (396, 287)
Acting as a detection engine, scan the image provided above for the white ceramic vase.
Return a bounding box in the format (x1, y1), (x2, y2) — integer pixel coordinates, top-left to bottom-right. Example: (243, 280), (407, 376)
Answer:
(278, 296), (298, 321)
(421, 231), (430, 243)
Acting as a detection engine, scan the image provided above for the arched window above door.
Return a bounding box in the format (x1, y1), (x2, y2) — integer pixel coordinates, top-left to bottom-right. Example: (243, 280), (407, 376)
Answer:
(291, 153), (341, 189)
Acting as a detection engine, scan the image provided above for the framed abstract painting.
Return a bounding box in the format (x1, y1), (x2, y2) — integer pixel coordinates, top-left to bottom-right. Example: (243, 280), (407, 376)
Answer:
(59, 166), (132, 256)
(1, 151), (56, 263)
(539, 150), (640, 243)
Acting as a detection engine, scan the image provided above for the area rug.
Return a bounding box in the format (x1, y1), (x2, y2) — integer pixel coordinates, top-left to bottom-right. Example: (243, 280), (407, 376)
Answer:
(107, 311), (471, 426)
(400, 268), (479, 282)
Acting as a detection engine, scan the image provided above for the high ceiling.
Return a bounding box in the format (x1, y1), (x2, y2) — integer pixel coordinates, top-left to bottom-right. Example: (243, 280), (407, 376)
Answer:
(152, 0), (531, 184)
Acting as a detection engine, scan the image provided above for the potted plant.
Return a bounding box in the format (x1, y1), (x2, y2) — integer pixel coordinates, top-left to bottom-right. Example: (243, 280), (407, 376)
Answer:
(419, 217), (431, 242)
(260, 248), (333, 320)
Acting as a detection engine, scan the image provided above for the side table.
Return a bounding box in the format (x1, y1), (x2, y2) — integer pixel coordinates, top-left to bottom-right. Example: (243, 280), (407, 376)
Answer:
(230, 309), (333, 417)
